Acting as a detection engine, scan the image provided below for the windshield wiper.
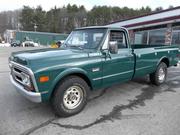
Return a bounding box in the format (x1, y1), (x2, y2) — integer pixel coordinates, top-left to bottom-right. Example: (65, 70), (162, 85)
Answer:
(69, 45), (84, 50)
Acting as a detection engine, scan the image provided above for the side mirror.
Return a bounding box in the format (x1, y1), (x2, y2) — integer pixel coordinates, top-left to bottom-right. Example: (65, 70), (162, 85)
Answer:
(109, 41), (118, 54)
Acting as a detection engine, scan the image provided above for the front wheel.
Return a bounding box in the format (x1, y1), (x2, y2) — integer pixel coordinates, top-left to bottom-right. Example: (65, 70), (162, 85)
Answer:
(51, 76), (90, 117)
(150, 62), (167, 86)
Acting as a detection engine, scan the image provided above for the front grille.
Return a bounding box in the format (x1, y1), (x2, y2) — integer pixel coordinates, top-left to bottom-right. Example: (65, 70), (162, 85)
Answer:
(11, 66), (27, 85)
(10, 61), (36, 92)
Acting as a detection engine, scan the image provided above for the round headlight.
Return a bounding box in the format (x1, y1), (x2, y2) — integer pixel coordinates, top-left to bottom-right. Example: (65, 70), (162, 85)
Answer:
(21, 73), (31, 87)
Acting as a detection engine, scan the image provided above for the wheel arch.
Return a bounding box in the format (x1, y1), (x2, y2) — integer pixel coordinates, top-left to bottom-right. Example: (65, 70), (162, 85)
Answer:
(158, 57), (169, 67)
(49, 68), (93, 100)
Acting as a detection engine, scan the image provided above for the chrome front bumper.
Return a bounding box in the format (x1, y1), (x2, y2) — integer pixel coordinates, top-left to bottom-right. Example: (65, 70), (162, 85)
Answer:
(10, 75), (42, 103)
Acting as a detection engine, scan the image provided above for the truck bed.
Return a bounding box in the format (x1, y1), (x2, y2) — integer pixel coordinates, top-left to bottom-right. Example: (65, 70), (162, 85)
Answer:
(131, 44), (179, 78)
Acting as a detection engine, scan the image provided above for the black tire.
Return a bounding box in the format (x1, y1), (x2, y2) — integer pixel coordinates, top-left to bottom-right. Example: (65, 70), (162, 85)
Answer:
(150, 62), (167, 86)
(11, 43), (16, 47)
(14, 43), (17, 47)
(51, 76), (90, 117)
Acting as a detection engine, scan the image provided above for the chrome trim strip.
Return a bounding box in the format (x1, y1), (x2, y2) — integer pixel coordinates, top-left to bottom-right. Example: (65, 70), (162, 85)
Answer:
(40, 91), (49, 94)
(136, 66), (152, 71)
(12, 69), (22, 77)
(10, 61), (39, 92)
(10, 75), (42, 103)
(93, 70), (133, 81)
(93, 65), (152, 81)
(12, 69), (26, 86)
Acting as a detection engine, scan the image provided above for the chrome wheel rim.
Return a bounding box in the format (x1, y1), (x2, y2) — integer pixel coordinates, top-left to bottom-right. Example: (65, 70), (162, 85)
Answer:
(158, 67), (165, 83)
(63, 85), (83, 110)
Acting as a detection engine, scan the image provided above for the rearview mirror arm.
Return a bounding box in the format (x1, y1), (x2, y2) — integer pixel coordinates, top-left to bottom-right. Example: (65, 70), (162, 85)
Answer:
(101, 49), (111, 59)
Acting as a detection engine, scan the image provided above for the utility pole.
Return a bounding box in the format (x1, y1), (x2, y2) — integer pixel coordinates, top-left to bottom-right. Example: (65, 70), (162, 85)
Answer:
(17, 23), (20, 31)
(34, 23), (37, 32)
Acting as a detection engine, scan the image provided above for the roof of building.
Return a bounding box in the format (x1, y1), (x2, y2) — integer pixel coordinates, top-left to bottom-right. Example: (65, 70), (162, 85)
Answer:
(107, 6), (180, 30)
(17, 30), (68, 36)
(75, 25), (126, 30)
(5, 29), (68, 36)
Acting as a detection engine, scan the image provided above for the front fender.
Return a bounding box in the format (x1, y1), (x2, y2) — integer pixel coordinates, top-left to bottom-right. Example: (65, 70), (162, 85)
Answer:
(48, 68), (92, 100)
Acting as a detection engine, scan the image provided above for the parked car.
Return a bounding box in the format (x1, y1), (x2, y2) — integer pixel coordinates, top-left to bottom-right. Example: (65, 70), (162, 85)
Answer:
(22, 40), (39, 47)
(0, 41), (11, 47)
(11, 40), (21, 47)
(9, 26), (179, 117)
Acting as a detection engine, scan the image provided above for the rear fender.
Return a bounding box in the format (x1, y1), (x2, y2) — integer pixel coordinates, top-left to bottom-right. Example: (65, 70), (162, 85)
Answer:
(157, 57), (169, 67)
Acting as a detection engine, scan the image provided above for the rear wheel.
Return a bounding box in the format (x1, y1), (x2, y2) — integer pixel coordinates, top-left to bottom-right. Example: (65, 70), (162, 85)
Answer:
(150, 62), (167, 85)
(12, 43), (17, 47)
(51, 76), (89, 117)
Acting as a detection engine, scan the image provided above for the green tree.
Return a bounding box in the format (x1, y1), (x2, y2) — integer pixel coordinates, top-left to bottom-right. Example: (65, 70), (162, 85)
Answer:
(20, 6), (34, 31)
(33, 6), (47, 32)
(46, 6), (60, 33)
(19, 4), (155, 34)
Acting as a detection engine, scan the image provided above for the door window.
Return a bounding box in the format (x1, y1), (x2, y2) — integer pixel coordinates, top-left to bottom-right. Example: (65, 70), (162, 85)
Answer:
(110, 31), (127, 49)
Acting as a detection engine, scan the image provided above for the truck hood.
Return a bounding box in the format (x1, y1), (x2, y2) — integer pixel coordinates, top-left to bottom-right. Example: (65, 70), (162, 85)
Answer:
(10, 48), (91, 70)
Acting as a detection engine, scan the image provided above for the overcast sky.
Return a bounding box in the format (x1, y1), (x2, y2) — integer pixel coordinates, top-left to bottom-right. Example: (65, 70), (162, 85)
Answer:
(0, 0), (180, 11)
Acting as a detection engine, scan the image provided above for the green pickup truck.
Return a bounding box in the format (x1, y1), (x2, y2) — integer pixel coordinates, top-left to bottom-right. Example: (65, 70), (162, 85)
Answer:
(9, 26), (179, 117)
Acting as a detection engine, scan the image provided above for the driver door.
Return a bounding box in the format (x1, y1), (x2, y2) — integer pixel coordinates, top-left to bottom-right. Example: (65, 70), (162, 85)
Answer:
(102, 30), (134, 87)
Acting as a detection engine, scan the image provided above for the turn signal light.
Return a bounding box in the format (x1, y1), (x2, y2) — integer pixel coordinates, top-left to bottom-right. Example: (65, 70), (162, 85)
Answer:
(39, 76), (49, 83)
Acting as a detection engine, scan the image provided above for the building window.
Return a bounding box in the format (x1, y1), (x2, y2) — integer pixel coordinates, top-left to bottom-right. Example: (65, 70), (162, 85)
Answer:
(172, 27), (180, 48)
(148, 29), (166, 45)
(134, 28), (168, 45)
(172, 32), (180, 44)
(134, 31), (148, 44)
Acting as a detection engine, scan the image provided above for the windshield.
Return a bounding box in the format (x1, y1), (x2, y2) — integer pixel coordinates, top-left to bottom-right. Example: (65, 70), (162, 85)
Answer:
(62, 28), (106, 49)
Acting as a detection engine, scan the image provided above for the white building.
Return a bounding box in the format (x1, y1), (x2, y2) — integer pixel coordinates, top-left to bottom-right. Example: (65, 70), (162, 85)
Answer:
(108, 6), (180, 47)
(3, 29), (16, 43)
